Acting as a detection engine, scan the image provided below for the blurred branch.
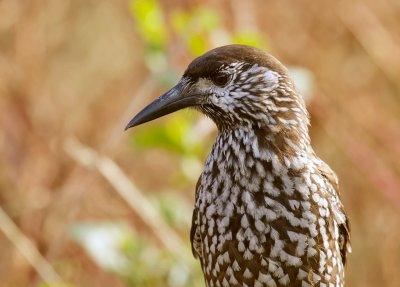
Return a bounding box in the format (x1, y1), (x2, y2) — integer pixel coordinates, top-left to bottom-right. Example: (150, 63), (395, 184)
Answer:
(64, 137), (186, 254)
(230, 0), (257, 31)
(0, 207), (64, 285)
(102, 75), (159, 152)
(339, 2), (400, 87)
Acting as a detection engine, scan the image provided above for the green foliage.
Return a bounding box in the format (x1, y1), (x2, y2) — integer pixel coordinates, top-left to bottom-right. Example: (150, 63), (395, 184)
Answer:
(130, 0), (167, 51)
(70, 222), (133, 272)
(232, 31), (267, 49)
(130, 0), (169, 72)
(69, 222), (203, 287)
(172, 7), (220, 56)
(131, 112), (204, 157)
(150, 192), (192, 229)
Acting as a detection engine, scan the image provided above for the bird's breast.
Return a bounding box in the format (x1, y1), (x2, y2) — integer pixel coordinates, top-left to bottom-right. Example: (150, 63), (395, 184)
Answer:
(193, 134), (345, 286)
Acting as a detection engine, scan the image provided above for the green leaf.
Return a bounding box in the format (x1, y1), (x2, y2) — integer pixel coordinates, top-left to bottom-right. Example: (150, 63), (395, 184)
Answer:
(171, 8), (222, 56)
(131, 113), (204, 156)
(130, 0), (168, 50)
(195, 8), (220, 31)
(188, 34), (207, 56)
(69, 222), (132, 272)
(150, 193), (192, 228)
(232, 31), (267, 49)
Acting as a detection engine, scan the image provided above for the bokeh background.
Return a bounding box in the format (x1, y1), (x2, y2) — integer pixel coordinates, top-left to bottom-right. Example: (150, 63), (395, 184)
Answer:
(1, 0), (400, 286)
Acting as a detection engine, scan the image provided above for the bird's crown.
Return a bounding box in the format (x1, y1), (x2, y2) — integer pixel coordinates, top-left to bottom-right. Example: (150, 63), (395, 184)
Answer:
(181, 45), (308, 133)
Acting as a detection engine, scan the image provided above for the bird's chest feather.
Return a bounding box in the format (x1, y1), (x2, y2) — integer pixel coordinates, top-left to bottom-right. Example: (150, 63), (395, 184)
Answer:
(192, 131), (345, 286)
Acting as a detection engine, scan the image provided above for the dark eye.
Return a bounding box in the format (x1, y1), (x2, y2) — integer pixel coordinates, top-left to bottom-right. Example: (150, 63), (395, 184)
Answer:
(212, 73), (230, 86)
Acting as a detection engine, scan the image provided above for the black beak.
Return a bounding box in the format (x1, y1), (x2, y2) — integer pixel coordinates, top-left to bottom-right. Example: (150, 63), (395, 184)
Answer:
(125, 78), (198, 130)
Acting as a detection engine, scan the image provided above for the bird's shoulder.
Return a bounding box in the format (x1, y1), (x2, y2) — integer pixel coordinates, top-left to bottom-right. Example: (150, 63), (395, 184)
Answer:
(190, 207), (202, 259)
(191, 177), (203, 260)
(313, 157), (351, 265)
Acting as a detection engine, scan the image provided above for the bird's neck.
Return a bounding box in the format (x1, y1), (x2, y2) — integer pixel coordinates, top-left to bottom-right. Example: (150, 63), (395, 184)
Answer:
(212, 85), (312, 155)
(202, 126), (312, 182)
(197, 127), (313, 212)
(216, 121), (311, 158)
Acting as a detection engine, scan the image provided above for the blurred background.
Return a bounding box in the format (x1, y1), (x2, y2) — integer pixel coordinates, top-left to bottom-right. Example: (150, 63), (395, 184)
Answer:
(0, 0), (399, 286)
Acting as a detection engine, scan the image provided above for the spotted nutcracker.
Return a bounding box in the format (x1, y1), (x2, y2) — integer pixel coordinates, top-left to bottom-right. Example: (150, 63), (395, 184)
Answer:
(126, 45), (351, 287)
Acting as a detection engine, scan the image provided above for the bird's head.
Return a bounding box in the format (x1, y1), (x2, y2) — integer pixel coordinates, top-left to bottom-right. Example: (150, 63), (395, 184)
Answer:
(126, 45), (309, 142)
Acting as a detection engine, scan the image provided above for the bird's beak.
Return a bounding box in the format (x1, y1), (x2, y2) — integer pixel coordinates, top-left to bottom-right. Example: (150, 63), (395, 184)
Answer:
(125, 78), (198, 129)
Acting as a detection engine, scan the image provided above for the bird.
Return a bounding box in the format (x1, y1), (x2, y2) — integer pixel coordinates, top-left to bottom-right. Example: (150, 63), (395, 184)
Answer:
(126, 44), (351, 287)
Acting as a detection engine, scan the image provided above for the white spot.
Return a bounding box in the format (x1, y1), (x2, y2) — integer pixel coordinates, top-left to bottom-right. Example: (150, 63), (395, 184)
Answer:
(312, 273), (321, 282)
(307, 247), (317, 257)
(319, 251), (326, 272)
(217, 254), (223, 265)
(278, 274), (290, 285)
(309, 223), (318, 237)
(243, 249), (253, 260)
(312, 174), (325, 187)
(255, 220), (266, 232)
(261, 258), (268, 266)
(297, 269), (307, 280)
(258, 273), (270, 283)
(282, 251), (302, 267)
(241, 214), (249, 228)
(232, 260), (241, 271)
(273, 266), (284, 278)
(264, 180), (280, 197)
(238, 241), (245, 252)
(289, 200), (300, 210)
(256, 161), (266, 176)
(223, 250), (230, 263)
(249, 237), (258, 251)
(303, 211), (317, 222)
(229, 275), (238, 285)
(301, 201), (311, 210)
(243, 268), (253, 278)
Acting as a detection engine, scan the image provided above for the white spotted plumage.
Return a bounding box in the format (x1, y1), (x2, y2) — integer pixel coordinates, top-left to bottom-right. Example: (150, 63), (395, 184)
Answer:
(192, 125), (349, 286)
(181, 46), (351, 287)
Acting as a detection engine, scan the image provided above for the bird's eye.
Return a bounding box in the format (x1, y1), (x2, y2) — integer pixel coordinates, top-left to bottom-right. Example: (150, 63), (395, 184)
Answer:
(212, 73), (230, 86)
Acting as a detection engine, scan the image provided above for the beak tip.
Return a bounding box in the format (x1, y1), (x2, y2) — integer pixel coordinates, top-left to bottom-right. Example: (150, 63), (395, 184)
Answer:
(124, 78), (193, 132)
(124, 118), (139, 131)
